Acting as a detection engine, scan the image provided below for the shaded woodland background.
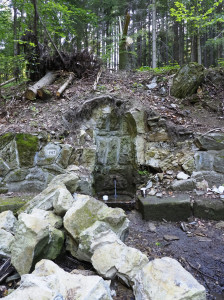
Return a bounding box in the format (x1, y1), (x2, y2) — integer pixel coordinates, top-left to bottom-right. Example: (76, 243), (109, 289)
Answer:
(0, 0), (224, 82)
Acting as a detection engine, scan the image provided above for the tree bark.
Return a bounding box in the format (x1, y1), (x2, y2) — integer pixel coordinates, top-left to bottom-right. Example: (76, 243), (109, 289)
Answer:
(152, 0), (157, 68)
(37, 87), (52, 100)
(197, 28), (202, 65)
(119, 12), (131, 70)
(56, 73), (74, 97)
(25, 71), (57, 100)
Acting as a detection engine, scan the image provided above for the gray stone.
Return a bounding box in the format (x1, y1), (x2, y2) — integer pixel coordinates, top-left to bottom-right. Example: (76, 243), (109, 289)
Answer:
(192, 171), (224, 187)
(56, 144), (73, 168)
(215, 221), (224, 229)
(10, 213), (64, 275)
(4, 168), (29, 182)
(177, 172), (190, 180)
(49, 172), (80, 194)
(163, 235), (179, 241)
(170, 62), (205, 98)
(0, 210), (17, 233)
(31, 208), (63, 229)
(193, 198), (224, 221)
(133, 257), (206, 300)
(213, 150), (224, 173)
(138, 194), (192, 221)
(148, 222), (156, 232)
(20, 184), (65, 214)
(64, 195), (129, 242)
(52, 186), (74, 216)
(4, 259), (113, 300)
(0, 158), (10, 177)
(194, 133), (224, 150)
(194, 151), (214, 171)
(92, 239), (148, 286)
(0, 229), (14, 257)
(1, 140), (19, 170)
(171, 179), (196, 191)
(36, 143), (61, 166)
(75, 222), (121, 262)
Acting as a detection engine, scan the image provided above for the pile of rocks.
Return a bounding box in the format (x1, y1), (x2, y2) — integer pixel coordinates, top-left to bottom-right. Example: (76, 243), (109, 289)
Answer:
(0, 173), (206, 299)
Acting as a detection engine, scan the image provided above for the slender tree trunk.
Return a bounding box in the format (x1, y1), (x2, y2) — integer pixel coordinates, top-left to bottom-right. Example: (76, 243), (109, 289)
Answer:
(119, 11), (131, 70)
(173, 21), (179, 64)
(191, 34), (197, 62)
(197, 28), (202, 65)
(152, 0), (157, 68)
(179, 22), (184, 65)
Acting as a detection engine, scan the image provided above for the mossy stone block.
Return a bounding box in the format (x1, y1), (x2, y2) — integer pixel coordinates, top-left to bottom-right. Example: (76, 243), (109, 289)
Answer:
(16, 134), (39, 167)
(138, 194), (192, 221)
(193, 198), (224, 221)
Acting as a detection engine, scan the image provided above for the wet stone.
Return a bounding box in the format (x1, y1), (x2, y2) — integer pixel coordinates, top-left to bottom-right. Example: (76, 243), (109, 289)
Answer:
(163, 235), (179, 241)
(138, 194), (192, 221)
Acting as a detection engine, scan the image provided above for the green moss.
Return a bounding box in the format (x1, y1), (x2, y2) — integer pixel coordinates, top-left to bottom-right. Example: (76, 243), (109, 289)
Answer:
(0, 195), (32, 214)
(16, 134), (39, 167)
(0, 133), (15, 150)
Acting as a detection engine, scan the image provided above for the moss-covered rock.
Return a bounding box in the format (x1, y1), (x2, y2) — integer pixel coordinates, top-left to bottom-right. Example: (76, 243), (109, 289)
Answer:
(171, 62), (204, 98)
(0, 133), (15, 150)
(0, 195), (33, 214)
(16, 134), (39, 167)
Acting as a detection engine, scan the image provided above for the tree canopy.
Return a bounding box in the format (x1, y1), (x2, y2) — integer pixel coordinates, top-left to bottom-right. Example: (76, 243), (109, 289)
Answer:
(0, 0), (223, 81)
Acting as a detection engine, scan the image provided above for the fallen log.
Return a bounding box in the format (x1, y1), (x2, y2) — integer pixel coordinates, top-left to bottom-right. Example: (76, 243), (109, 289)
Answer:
(0, 78), (16, 88)
(56, 72), (74, 97)
(25, 71), (57, 100)
(37, 87), (52, 100)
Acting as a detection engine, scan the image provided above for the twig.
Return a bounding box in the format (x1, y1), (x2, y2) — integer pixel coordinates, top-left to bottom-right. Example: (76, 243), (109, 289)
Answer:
(201, 128), (224, 136)
(187, 261), (216, 281)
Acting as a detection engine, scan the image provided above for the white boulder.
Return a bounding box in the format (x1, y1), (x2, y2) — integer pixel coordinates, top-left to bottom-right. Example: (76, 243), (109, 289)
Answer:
(3, 259), (113, 300)
(10, 213), (64, 275)
(0, 229), (14, 258)
(92, 239), (148, 287)
(0, 210), (17, 233)
(133, 257), (206, 300)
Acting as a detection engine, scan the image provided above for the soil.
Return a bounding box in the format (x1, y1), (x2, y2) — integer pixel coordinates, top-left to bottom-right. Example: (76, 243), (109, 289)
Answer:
(0, 68), (224, 299)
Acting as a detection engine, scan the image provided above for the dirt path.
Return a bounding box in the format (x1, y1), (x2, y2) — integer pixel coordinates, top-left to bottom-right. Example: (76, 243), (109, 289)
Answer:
(125, 210), (224, 300)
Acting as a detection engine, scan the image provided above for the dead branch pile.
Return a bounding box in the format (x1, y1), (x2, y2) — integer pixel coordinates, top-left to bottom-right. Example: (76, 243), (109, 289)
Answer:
(41, 50), (101, 79)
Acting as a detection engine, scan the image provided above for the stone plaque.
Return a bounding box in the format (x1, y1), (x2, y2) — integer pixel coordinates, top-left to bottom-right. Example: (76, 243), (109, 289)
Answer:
(46, 149), (57, 157)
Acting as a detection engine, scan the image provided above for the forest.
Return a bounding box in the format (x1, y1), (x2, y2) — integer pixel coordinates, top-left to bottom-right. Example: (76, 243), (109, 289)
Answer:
(0, 0), (224, 83)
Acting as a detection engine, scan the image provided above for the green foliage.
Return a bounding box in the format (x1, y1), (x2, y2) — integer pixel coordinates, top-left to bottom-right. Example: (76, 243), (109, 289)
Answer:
(136, 64), (180, 74)
(218, 58), (224, 67)
(138, 170), (149, 176)
(170, 0), (224, 30)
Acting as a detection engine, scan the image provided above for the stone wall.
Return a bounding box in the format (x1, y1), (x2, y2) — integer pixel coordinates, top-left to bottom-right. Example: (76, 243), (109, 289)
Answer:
(0, 133), (74, 193)
(1, 100), (224, 196)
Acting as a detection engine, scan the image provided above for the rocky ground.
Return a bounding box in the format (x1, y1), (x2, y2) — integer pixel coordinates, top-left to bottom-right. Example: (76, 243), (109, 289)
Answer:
(0, 68), (224, 299)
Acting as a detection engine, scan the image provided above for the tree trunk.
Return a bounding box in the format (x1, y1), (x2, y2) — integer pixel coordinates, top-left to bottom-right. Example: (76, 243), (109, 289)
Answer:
(56, 73), (74, 97)
(119, 12), (131, 70)
(25, 72), (57, 100)
(173, 21), (179, 64)
(197, 28), (202, 65)
(37, 88), (52, 100)
(152, 0), (157, 68)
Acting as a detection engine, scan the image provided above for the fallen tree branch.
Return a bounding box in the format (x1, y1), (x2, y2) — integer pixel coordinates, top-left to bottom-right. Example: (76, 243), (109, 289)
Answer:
(56, 72), (74, 97)
(25, 71), (57, 100)
(0, 78), (16, 88)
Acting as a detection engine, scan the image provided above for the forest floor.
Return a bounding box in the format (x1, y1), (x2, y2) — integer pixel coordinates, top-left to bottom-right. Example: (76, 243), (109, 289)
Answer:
(0, 68), (224, 299)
